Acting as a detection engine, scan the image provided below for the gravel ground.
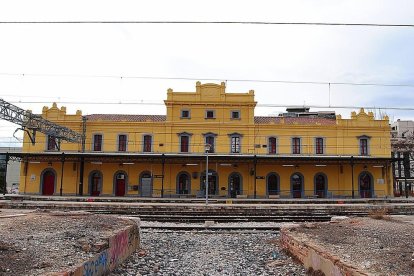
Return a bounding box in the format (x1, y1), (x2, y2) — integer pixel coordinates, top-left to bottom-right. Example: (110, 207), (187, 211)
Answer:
(0, 209), (134, 275)
(112, 227), (306, 276)
(292, 216), (414, 276)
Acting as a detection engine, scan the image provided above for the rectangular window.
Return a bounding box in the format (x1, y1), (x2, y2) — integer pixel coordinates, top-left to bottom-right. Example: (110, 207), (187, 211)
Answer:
(143, 135), (152, 152)
(205, 136), (215, 153)
(181, 109), (190, 118)
(231, 110), (240, 119)
(47, 135), (58, 151)
(231, 136), (241, 153)
(360, 138), (368, 156)
(315, 137), (324, 154)
(180, 136), (189, 153)
(205, 110), (215, 119)
(268, 137), (277, 154)
(118, 135), (127, 152)
(292, 137), (301, 154)
(93, 134), (102, 151)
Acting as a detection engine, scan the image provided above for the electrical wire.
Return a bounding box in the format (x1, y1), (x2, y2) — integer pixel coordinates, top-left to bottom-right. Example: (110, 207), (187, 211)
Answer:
(4, 100), (414, 112)
(0, 21), (413, 27)
(1, 72), (414, 87)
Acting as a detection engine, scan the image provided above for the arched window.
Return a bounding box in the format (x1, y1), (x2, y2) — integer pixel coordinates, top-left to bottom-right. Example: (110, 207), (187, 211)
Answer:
(291, 173), (303, 198)
(228, 173), (242, 198)
(200, 170), (218, 195)
(266, 173), (279, 195)
(359, 172), (373, 198)
(89, 170), (103, 196)
(314, 173), (327, 198)
(177, 172), (191, 194)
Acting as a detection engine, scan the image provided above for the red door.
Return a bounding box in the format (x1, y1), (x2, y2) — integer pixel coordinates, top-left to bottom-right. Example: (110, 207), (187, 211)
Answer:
(116, 179), (125, 196)
(42, 171), (55, 195)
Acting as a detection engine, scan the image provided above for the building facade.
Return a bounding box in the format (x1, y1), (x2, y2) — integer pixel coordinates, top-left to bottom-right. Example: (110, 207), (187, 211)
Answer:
(0, 147), (22, 193)
(15, 82), (392, 198)
(391, 120), (414, 196)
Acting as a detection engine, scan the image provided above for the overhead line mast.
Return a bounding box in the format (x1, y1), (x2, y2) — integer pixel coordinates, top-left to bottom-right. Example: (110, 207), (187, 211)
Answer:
(0, 98), (82, 147)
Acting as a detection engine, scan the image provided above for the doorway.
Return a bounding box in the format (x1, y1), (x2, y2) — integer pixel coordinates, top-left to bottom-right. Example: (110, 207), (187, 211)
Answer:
(42, 170), (55, 195)
(228, 173), (242, 198)
(114, 172), (127, 196)
(140, 172), (152, 197)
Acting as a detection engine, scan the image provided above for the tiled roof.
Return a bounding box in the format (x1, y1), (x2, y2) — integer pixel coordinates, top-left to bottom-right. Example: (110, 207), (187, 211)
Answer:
(85, 114), (166, 122)
(85, 114), (335, 125)
(254, 116), (336, 125)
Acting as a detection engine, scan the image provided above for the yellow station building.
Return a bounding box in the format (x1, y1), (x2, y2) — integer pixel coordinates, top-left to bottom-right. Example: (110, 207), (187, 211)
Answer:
(16, 82), (392, 198)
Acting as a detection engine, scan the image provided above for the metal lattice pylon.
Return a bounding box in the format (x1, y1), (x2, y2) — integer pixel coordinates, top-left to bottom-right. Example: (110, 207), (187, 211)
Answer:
(0, 98), (82, 145)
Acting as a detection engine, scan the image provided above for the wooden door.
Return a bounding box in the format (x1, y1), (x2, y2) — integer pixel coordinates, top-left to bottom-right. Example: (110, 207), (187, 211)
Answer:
(42, 171), (55, 195)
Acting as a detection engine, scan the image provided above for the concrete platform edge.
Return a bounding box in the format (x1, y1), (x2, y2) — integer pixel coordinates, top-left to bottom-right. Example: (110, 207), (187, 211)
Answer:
(46, 220), (140, 276)
(280, 227), (372, 276)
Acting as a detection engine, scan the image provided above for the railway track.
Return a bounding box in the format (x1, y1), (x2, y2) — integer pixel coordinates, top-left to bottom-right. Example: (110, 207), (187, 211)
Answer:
(118, 214), (332, 223)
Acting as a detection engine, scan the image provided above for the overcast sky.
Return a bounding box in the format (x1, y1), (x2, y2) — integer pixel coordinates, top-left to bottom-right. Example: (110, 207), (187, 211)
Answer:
(1, 0), (414, 147)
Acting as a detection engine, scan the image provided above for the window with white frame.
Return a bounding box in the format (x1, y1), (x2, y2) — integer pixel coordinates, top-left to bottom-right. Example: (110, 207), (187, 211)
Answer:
(47, 135), (58, 151)
(204, 133), (216, 153)
(231, 110), (240, 119)
(268, 137), (277, 154)
(359, 137), (369, 156)
(205, 110), (215, 119)
(180, 135), (190, 153)
(315, 137), (324, 154)
(292, 137), (301, 154)
(181, 109), (190, 119)
(93, 134), (103, 151)
(230, 135), (241, 153)
(118, 134), (127, 152)
(143, 135), (152, 152)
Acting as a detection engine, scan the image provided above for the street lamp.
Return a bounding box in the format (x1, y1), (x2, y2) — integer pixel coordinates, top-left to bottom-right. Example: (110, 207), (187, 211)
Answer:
(205, 144), (211, 205)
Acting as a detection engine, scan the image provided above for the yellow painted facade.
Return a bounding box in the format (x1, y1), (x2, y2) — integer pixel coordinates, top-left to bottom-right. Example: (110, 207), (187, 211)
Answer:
(19, 82), (392, 198)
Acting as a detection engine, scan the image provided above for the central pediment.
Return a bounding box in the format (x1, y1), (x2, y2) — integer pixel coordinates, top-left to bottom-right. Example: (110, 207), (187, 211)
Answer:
(196, 81), (226, 99)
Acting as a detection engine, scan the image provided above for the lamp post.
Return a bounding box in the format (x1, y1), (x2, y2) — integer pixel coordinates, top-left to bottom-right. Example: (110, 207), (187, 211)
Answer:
(205, 144), (211, 205)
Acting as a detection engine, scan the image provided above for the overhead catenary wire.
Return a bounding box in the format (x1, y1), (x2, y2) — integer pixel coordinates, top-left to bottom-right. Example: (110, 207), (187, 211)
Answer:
(4, 100), (414, 112)
(1, 72), (414, 87)
(0, 20), (413, 27)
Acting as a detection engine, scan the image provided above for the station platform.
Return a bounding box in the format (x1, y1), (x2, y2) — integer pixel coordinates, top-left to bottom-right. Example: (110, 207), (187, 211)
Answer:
(1, 194), (414, 219)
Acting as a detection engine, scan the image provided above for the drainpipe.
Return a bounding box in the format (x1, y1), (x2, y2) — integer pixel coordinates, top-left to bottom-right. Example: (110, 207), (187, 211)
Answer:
(59, 152), (65, 196)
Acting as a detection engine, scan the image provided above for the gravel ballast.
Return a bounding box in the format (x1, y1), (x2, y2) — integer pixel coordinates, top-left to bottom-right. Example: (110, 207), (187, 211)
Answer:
(0, 209), (135, 275)
(289, 216), (414, 276)
(112, 227), (306, 276)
